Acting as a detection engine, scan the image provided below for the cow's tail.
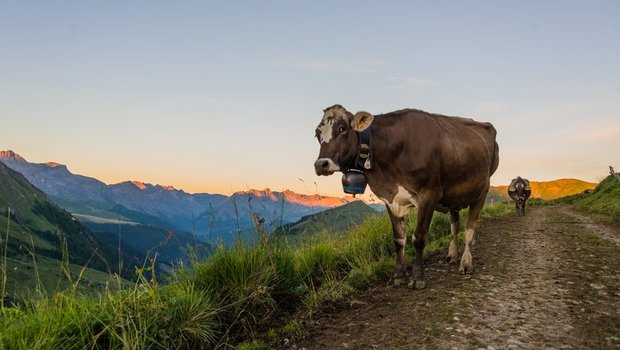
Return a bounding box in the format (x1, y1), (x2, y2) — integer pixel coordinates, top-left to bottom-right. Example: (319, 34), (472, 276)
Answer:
(490, 140), (499, 176)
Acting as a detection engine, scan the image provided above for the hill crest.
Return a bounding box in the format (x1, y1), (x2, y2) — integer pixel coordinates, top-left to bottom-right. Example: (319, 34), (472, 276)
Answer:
(491, 178), (597, 200)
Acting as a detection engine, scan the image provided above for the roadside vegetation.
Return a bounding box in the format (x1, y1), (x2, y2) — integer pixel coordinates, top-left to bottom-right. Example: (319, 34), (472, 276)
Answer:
(1, 200), (513, 349)
(551, 175), (620, 226)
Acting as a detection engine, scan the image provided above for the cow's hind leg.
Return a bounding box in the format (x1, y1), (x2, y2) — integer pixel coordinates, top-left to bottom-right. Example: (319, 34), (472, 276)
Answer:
(460, 196), (485, 274)
(445, 210), (460, 264)
(409, 202), (435, 289)
(387, 208), (408, 286)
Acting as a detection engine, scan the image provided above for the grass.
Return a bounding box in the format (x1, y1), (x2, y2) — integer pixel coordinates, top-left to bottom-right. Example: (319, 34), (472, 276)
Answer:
(2, 255), (130, 298)
(1, 281), (219, 350)
(0, 209), (132, 300)
(551, 175), (620, 226)
(1, 200), (514, 349)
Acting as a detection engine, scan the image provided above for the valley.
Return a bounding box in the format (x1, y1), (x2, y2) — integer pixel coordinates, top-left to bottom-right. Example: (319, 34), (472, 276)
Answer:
(0, 150), (364, 244)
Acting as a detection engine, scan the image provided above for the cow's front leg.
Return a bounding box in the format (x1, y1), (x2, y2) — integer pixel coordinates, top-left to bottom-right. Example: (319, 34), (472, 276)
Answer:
(460, 196), (485, 274)
(409, 202), (435, 290)
(387, 207), (408, 286)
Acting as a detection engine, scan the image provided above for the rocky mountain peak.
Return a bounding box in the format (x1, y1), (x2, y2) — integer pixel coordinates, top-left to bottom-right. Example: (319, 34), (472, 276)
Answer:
(131, 181), (148, 190)
(234, 188), (276, 198)
(0, 150), (27, 162)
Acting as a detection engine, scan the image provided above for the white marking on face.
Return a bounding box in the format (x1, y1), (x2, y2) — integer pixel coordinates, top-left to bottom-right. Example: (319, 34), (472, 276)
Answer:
(318, 113), (335, 144)
(315, 158), (340, 174)
(380, 185), (418, 218)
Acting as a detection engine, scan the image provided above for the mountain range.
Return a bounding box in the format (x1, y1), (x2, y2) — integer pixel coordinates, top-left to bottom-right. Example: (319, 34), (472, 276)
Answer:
(0, 150), (366, 243)
(1, 150), (598, 244)
(0, 158), (216, 292)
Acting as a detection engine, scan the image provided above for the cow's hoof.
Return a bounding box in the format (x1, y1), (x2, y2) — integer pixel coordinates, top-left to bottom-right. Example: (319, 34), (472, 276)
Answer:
(407, 279), (426, 290)
(459, 251), (473, 274)
(393, 278), (406, 287)
(459, 266), (472, 274)
(444, 254), (458, 264)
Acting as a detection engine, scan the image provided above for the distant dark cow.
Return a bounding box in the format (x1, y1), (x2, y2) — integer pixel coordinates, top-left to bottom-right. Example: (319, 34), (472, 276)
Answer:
(508, 176), (531, 216)
(314, 105), (499, 289)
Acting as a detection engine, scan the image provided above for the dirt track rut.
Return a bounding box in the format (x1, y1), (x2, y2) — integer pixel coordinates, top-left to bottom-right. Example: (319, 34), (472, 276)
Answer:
(292, 206), (620, 349)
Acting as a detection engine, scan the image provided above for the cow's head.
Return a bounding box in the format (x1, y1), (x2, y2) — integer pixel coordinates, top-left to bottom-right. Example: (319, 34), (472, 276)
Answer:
(314, 105), (374, 176)
(508, 177), (531, 205)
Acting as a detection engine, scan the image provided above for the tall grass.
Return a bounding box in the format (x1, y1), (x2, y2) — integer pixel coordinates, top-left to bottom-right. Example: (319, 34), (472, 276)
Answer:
(1, 201), (513, 349)
(1, 207), (11, 304)
(1, 280), (218, 350)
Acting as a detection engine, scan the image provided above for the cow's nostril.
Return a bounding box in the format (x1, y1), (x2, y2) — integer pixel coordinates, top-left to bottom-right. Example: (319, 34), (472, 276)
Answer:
(314, 159), (332, 174)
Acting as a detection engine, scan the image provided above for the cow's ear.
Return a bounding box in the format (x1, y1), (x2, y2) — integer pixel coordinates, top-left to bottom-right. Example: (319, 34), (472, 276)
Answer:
(351, 111), (374, 132)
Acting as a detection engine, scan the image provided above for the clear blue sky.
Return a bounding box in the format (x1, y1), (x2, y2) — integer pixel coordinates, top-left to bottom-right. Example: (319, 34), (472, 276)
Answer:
(1, 1), (619, 197)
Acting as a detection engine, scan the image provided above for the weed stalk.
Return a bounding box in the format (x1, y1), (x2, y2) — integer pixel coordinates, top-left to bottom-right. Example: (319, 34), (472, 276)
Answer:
(1, 206), (10, 307)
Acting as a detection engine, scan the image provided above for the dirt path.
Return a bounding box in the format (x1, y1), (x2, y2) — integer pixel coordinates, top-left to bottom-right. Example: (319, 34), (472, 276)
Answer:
(291, 206), (620, 349)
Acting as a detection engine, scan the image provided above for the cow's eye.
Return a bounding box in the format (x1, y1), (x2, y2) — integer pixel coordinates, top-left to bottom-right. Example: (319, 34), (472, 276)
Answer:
(338, 126), (346, 133)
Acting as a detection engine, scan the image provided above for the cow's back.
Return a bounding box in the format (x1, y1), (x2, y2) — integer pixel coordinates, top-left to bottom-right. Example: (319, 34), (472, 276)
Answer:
(391, 111), (497, 173)
(427, 113), (495, 163)
(385, 109), (498, 208)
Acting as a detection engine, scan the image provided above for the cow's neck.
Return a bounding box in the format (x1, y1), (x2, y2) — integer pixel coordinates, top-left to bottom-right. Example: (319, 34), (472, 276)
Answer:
(352, 128), (372, 171)
(361, 117), (411, 201)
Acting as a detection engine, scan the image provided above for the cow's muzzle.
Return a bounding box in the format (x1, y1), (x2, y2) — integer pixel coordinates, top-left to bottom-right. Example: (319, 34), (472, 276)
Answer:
(314, 158), (340, 176)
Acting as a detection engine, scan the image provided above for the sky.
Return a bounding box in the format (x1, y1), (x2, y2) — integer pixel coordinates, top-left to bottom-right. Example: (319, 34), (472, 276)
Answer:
(1, 1), (619, 198)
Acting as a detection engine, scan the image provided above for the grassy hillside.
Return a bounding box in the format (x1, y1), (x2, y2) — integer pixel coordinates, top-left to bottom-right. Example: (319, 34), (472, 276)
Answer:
(274, 201), (380, 238)
(0, 162), (130, 297)
(2, 255), (129, 299)
(0, 200), (514, 349)
(492, 178), (596, 200)
(0, 163), (115, 270)
(553, 175), (620, 225)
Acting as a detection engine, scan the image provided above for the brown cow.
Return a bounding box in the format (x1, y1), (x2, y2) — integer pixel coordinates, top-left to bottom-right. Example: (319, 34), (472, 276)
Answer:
(314, 105), (499, 289)
(507, 176), (531, 216)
